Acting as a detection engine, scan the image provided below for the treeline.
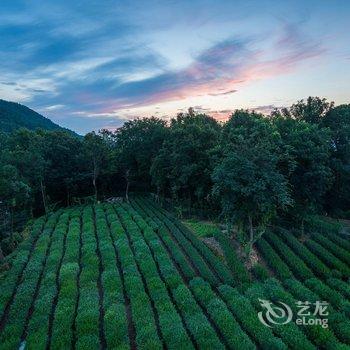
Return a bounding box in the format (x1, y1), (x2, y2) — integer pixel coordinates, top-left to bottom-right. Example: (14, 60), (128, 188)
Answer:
(0, 96), (349, 256)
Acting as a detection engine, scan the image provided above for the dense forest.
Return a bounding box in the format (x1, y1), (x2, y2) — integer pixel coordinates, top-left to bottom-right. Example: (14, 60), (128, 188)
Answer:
(0, 96), (349, 258)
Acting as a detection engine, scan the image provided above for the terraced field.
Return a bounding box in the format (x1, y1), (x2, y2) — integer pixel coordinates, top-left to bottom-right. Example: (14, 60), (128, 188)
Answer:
(1, 198), (350, 349)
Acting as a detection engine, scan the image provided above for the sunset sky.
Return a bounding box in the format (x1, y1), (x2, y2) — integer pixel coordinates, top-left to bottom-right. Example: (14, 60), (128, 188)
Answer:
(1, 0), (349, 134)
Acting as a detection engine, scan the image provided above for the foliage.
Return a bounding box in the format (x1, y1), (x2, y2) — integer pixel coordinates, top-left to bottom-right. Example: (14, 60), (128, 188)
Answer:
(214, 229), (251, 286)
(272, 114), (333, 224)
(255, 238), (293, 280)
(251, 264), (270, 281)
(265, 230), (314, 280)
(275, 228), (332, 279)
(219, 284), (287, 349)
(2, 201), (350, 349)
(182, 219), (220, 238)
(212, 110), (292, 254)
(150, 111), (221, 202)
(1, 96), (350, 258)
(305, 239), (350, 278)
(0, 99), (75, 134)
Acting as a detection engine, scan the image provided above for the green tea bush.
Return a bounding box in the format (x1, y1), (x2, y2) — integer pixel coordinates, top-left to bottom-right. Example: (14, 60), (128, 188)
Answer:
(263, 278), (341, 349)
(0, 213), (61, 349)
(305, 240), (350, 278)
(244, 282), (315, 350)
(327, 278), (350, 300)
(26, 213), (69, 348)
(304, 278), (350, 316)
(214, 230), (251, 285)
(189, 277), (255, 349)
(173, 284), (225, 349)
(284, 278), (350, 345)
(255, 239), (293, 280)
(275, 229), (331, 279)
(265, 231), (314, 280)
(311, 233), (350, 266)
(251, 264), (270, 281)
(0, 216), (45, 319)
(218, 284), (287, 349)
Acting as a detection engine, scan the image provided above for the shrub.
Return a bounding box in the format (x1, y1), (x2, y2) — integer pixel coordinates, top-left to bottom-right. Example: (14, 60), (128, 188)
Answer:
(311, 233), (350, 266)
(327, 278), (350, 300)
(214, 230), (251, 285)
(219, 284), (287, 349)
(189, 277), (255, 350)
(283, 278), (350, 345)
(244, 281), (315, 350)
(251, 264), (270, 281)
(305, 240), (350, 278)
(173, 284), (225, 349)
(275, 229), (331, 279)
(304, 278), (350, 316)
(0, 212), (62, 348)
(255, 239), (293, 280)
(265, 231), (314, 280)
(262, 278), (340, 349)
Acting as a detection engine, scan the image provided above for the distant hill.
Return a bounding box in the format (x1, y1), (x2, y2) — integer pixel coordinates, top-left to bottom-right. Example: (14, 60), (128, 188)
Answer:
(0, 99), (76, 135)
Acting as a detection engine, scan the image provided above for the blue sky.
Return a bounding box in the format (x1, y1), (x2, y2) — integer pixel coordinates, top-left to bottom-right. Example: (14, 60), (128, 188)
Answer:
(0, 0), (349, 134)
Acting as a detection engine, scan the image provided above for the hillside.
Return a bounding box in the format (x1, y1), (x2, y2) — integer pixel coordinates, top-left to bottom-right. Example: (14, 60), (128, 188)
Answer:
(0, 99), (75, 134)
(1, 198), (350, 349)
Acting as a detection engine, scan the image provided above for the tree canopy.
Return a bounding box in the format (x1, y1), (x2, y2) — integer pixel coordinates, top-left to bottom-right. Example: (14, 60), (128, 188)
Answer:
(1, 97), (350, 257)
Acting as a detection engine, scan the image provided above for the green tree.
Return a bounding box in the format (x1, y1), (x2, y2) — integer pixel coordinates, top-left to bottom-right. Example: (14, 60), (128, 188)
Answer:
(83, 132), (110, 201)
(40, 130), (85, 206)
(212, 111), (291, 258)
(322, 104), (350, 214)
(114, 117), (168, 200)
(0, 164), (31, 250)
(5, 129), (49, 214)
(279, 96), (334, 124)
(151, 111), (221, 206)
(273, 115), (333, 227)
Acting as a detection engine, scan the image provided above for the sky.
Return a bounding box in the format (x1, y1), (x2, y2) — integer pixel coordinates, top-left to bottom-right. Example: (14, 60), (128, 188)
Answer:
(0, 1), (350, 134)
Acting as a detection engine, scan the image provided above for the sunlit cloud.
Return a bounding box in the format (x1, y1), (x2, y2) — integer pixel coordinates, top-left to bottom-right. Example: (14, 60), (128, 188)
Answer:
(0, 0), (349, 133)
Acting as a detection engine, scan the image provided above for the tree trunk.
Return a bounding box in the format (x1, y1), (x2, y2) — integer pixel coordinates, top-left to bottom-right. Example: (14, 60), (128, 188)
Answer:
(155, 186), (160, 203)
(40, 180), (47, 215)
(0, 245), (4, 262)
(125, 180), (130, 202)
(247, 215), (254, 259)
(92, 157), (99, 202)
(93, 177), (98, 202)
(125, 169), (130, 202)
(248, 215), (254, 243)
(66, 185), (70, 206)
(10, 206), (14, 249)
(301, 218), (305, 236)
(0, 245), (9, 270)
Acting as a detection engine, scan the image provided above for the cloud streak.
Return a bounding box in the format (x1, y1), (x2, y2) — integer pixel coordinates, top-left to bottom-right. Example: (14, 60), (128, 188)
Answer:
(57, 24), (324, 115)
(1, 0), (344, 133)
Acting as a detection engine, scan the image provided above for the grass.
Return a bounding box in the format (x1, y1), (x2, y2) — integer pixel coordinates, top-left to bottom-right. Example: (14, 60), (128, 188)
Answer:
(182, 218), (221, 238)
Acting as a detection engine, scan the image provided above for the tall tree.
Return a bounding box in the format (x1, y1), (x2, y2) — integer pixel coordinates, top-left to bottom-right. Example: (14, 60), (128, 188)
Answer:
(279, 96), (334, 124)
(273, 114), (333, 227)
(151, 111), (221, 205)
(83, 132), (109, 201)
(40, 131), (85, 206)
(212, 111), (292, 257)
(5, 129), (49, 214)
(114, 117), (168, 199)
(322, 104), (350, 214)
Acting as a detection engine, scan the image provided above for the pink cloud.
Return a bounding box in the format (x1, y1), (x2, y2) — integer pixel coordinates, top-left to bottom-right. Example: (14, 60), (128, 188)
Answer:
(58, 23), (326, 120)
